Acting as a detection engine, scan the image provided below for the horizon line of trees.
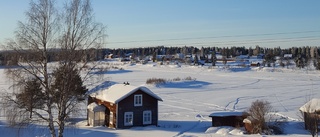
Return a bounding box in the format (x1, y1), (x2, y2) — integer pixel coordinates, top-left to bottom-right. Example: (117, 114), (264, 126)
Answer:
(106, 45), (320, 58)
(1, 45), (320, 69)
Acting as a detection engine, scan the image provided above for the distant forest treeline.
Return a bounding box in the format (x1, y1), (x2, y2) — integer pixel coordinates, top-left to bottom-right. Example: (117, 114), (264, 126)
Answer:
(108, 46), (320, 59)
(1, 46), (320, 68)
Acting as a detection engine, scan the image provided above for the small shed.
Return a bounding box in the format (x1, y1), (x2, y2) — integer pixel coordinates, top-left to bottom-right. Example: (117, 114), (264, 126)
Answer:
(299, 98), (320, 130)
(250, 62), (261, 67)
(209, 111), (248, 127)
(87, 102), (106, 126)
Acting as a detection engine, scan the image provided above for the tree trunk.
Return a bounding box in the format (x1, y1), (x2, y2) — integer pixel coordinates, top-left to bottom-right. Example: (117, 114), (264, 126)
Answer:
(29, 110), (32, 119)
(58, 121), (65, 137)
(48, 112), (56, 137)
(58, 100), (67, 137)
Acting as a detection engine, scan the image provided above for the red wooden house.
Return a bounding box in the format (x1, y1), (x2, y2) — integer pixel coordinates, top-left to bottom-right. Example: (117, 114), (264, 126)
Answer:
(88, 84), (163, 129)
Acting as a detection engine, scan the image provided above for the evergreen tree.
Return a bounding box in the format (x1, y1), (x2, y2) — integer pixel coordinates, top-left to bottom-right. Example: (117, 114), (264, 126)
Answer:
(200, 47), (205, 57)
(254, 45), (261, 56)
(295, 54), (305, 68)
(314, 55), (320, 70)
(51, 66), (87, 103)
(152, 52), (156, 62)
(211, 51), (217, 66)
(248, 47), (253, 56)
(16, 78), (44, 118)
(316, 58), (320, 70)
(222, 56), (227, 66)
(264, 52), (275, 67)
(194, 55), (199, 65)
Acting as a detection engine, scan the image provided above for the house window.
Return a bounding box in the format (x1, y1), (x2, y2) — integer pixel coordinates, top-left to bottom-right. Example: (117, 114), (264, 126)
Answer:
(143, 110), (152, 125)
(134, 94), (142, 106)
(124, 112), (133, 126)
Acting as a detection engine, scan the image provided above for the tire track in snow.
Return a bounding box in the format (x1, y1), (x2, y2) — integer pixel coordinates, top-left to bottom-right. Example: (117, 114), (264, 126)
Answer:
(173, 114), (210, 137)
(215, 79), (261, 91)
(157, 79), (262, 95)
(160, 103), (196, 112)
(225, 98), (240, 111)
(160, 101), (209, 137)
(273, 94), (289, 112)
(158, 94), (219, 137)
(174, 120), (201, 137)
(233, 98), (240, 110)
(160, 94), (226, 111)
(225, 95), (269, 110)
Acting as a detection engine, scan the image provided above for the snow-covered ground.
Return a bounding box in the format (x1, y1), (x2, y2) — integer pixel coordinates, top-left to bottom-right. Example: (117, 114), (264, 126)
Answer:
(1, 61), (320, 137)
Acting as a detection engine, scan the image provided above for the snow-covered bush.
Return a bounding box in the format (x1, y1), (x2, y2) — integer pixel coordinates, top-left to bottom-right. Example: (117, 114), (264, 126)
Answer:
(146, 78), (166, 85)
(246, 100), (283, 135)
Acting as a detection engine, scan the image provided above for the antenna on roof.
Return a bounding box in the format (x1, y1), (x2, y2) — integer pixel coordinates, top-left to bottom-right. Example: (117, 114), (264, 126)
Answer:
(124, 82), (130, 85)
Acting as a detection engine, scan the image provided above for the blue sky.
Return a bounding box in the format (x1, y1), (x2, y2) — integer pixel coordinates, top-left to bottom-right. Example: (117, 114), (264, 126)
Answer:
(0, 0), (319, 49)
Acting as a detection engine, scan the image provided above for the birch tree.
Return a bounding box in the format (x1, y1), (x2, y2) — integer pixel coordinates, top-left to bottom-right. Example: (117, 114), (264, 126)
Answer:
(1, 0), (106, 137)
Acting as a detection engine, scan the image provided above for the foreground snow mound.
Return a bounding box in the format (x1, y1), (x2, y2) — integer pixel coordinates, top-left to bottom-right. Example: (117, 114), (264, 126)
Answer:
(205, 126), (245, 136)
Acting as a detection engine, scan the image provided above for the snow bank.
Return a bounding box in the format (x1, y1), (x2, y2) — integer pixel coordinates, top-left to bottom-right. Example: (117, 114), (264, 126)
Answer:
(205, 126), (245, 136)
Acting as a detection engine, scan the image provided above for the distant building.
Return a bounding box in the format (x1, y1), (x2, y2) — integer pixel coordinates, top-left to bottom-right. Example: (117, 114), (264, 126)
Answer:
(236, 55), (249, 60)
(250, 54), (264, 59)
(283, 54), (292, 59)
(250, 61), (263, 67)
(106, 54), (117, 59)
(174, 53), (184, 60)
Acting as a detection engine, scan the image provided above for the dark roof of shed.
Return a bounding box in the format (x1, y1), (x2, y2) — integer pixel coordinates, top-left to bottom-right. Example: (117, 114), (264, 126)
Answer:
(209, 111), (247, 117)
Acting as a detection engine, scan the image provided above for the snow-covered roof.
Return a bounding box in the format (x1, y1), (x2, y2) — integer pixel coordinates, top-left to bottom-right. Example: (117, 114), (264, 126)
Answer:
(284, 54), (292, 58)
(243, 118), (251, 124)
(87, 102), (106, 111)
(243, 116), (256, 124)
(250, 59), (263, 64)
(90, 84), (163, 104)
(299, 98), (320, 112)
(209, 111), (246, 117)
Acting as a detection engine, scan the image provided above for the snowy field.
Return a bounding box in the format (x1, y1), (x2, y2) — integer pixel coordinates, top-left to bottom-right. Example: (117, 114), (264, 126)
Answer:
(1, 61), (320, 137)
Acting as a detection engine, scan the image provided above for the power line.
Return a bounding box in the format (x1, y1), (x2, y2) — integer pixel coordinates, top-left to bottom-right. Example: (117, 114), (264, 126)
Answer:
(172, 36), (320, 46)
(111, 36), (320, 47)
(180, 38), (320, 47)
(109, 30), (320, 44)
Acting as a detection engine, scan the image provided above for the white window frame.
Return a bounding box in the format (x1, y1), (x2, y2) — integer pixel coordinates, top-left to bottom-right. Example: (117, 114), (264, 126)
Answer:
(124, 112), (133, 126)
(109, 112), (113, 125)
(134, 94), (143, 106)
(143, 110), (152, 125)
